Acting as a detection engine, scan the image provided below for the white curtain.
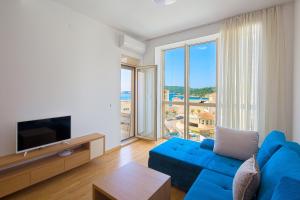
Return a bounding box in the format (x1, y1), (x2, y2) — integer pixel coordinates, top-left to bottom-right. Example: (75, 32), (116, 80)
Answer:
(218, 6), (290, 140)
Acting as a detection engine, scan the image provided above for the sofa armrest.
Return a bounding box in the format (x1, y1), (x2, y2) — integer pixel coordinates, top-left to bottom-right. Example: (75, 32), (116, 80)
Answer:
(200, 139), (215, 150)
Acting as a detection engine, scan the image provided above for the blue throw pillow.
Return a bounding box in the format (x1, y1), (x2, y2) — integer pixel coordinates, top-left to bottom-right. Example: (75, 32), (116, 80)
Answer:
(271, 177), (300, 200)
(258, 146), (300, 200)
(200, 138), (214, 150)
(257, 130), (286, 168)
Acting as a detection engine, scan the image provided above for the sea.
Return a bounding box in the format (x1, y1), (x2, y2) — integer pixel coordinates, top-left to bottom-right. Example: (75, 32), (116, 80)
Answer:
(120, 91), (131, 101)
(169, 93), (208, 102)
(121, 91), (208, 102)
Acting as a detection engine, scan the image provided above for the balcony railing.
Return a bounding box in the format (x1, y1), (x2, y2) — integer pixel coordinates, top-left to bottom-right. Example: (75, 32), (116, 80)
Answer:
(162, 101), (216, 142)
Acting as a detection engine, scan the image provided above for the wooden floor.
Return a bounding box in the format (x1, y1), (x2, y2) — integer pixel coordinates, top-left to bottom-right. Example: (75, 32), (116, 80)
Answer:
(4, 139), (185, 200)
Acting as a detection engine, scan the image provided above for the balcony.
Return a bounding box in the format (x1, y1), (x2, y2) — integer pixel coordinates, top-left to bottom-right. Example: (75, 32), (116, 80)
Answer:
(121, 99), (134, 141)
(162, 94), (216, 142)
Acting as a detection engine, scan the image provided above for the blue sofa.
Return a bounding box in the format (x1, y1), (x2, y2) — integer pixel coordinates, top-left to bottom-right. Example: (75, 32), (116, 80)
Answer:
(148, 131), (300, 200)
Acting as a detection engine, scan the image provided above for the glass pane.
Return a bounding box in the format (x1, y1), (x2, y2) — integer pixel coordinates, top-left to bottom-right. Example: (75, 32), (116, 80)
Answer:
(188, 41), (217, 141)
(137, 67), (156, 139)
(163, 47), (185, 138)
(188, 105), (216, 141)
(120, 68), (134, 140)
(164, 47), (185, 102)
(163, 103), (184, 139)
(189, 41), (216, 104)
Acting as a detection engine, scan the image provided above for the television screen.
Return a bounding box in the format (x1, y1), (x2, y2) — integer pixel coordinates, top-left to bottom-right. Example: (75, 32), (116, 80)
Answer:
(17, 116), (71, 152)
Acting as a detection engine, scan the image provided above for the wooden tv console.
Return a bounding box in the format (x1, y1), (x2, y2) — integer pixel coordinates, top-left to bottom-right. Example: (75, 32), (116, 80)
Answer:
(0, 133), (105, 198)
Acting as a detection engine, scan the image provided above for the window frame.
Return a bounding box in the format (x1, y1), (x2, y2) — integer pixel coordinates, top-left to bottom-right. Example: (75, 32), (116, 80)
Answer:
(120, 65), (136, 141)
(161, 34), (219, 140)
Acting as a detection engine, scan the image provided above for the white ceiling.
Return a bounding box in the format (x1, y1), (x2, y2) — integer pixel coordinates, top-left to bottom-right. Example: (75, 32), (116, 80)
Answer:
(53, 0), (293, 40)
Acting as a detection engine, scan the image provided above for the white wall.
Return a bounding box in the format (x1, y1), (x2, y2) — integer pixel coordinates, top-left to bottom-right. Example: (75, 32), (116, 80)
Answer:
(293, 0), (300, 143)
(0, 0), (140, 156)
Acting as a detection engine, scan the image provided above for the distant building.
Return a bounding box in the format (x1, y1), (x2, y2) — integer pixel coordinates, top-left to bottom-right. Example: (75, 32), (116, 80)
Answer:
(206, 92), (216, 115)
(163, 91), (216, 140)
(189, 110), (215, 137)
(198, 112), (215, 126)
(207, 92), (216, 103)
(173, 97), (182, 102)
(164, 89), (170, 101)
(121, 101), (131, 114)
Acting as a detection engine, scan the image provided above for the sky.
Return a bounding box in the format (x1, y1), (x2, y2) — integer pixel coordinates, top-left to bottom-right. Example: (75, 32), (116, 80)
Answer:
(121, 68), (132, 92)
(164, 41), (216, 88)
(121, 41), (216, 92)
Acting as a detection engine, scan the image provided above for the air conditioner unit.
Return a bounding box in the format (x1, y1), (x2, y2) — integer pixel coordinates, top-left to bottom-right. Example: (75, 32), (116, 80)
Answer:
(120, 34), (146, 55)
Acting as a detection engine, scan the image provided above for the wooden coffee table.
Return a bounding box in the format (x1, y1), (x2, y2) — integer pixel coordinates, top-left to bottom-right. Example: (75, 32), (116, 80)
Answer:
(93, 162), (171, 200)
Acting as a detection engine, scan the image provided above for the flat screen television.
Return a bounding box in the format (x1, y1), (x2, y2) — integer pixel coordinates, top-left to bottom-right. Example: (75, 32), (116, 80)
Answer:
(17, 116), (71, 153)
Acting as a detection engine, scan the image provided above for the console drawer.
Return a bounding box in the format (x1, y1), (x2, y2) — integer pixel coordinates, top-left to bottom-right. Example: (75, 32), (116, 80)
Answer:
(0, 172), (30, 198)
(65, 149), (90, 171)
(31, 158), (65, 184)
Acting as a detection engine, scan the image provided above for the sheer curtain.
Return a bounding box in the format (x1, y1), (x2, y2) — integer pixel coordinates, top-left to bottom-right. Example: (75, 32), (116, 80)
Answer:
(218, 6), (289, 140)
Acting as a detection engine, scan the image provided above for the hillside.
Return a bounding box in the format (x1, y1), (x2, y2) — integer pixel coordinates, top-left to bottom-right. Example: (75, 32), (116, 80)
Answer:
(165, 86), (216, 97)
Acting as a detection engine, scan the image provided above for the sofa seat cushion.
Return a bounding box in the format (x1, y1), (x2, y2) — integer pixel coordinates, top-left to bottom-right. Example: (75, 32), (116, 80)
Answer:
(148, 138), (208, 191)
(206, 154), (243, 177)
(257, 130), (286, 168)
(184, 169), (233, 200)
(258, 143), (300, 200)
(149, 137), (243, 172)
(149, 137), (241, 191)
(150, 137), (213, 167)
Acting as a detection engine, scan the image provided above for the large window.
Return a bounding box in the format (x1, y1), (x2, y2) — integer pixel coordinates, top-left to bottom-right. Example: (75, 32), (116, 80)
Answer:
(162, 39), (217, 141)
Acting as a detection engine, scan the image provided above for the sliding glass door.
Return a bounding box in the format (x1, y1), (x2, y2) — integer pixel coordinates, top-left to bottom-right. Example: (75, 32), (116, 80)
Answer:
(187, 42), (217, 141)
(162, 39), (217, 141)
(162, 47), (185, 139)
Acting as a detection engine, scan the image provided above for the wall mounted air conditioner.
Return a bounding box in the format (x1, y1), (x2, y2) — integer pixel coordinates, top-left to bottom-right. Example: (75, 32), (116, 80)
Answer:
(120, 34), (146, 55)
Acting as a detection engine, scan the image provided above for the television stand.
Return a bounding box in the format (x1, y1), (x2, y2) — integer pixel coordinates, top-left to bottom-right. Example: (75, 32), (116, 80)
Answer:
(0, 133), (105, 198)
(62, 140), (70, 145)
(58, 149), (73, 157)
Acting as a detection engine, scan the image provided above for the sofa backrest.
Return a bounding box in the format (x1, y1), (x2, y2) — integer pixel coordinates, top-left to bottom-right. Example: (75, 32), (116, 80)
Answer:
(257, 130), (286, 168)
(271, 176), (300, 200)
(257, 142), (300, 200)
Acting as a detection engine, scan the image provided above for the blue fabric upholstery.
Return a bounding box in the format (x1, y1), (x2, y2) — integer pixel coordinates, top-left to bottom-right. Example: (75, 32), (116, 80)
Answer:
(148, 130), (298, 200)
(148, 137), (242, 191)
(258, 143), (300, 200)
(285, 141), (300, 156)
(184, 169), (233, 200)
(200, 138), (215, 150)
(257, 130), (286, 168)
(271, 177), (300, 200)
(205, 154), (242, 177)
(149, 138), (208, 191)
(149, 138), (213, 168)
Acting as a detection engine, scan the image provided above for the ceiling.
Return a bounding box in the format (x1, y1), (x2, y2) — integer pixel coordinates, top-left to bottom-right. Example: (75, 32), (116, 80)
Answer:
(53, 0), (293, 40)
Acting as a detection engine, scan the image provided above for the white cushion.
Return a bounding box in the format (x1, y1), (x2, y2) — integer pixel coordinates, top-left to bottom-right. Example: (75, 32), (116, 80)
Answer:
(233, 156), (260, 200)
(213, 126), (259, 160)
